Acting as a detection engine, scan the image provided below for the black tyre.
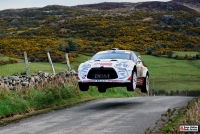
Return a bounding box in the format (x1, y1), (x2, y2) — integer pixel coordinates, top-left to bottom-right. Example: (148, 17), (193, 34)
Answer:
(78, 82), (89, 91)
(98, 86), (106, 93)
(127, 71), (137, 91)
(141, 75), (149, 95)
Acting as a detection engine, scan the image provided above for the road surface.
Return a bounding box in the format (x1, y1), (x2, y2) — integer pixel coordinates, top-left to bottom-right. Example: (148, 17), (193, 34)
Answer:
(0, 96), (193, 134)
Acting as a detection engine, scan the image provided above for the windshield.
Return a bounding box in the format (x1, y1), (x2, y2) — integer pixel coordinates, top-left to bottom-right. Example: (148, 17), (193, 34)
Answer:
(91, 53), (130, 60)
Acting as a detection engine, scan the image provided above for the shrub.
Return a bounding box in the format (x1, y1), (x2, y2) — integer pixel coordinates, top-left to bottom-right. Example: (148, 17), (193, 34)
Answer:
(38, 55), (47, 62)
(177, 56), (185, 60)
(69, 57), (75, 62)
(196, 54), (199, 59)
(29, 56), (36, 62)
(61, 60), (66, 64)
(0, 59), (18, 66)
(174, 55), (179, 59)
(53, 56), (63, 62)
(167, 50), (173, 58)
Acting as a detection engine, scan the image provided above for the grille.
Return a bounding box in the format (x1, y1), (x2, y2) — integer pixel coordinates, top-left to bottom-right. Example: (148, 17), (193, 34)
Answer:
(87, 67), (118, 79)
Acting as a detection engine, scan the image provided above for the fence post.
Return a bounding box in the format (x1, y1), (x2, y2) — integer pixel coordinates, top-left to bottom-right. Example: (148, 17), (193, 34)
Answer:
(47, 52), (55, 75)
(65, 53), (71, 71)
(24, 51), (30, 76)
(186, 83), (188, 96)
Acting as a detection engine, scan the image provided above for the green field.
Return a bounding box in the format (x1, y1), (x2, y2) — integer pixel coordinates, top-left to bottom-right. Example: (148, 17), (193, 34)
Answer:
(0, 54), (200, 92)
(141, 54), (200, 92)
(0, 54), (89, 76)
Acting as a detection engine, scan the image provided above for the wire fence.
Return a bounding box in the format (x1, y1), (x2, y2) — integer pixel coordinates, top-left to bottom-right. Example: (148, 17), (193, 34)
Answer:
(0, 51), (71, 76)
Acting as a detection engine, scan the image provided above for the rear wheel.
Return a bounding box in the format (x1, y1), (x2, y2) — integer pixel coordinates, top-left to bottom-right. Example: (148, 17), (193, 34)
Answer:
(141, 75), (149, 95)
(127, 71), (137, 91)
(78, 82), (89, 91)
(98, 86), (106, 93)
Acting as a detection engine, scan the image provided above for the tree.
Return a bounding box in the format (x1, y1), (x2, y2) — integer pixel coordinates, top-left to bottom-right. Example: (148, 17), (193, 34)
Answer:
(167, 50), (173, 58)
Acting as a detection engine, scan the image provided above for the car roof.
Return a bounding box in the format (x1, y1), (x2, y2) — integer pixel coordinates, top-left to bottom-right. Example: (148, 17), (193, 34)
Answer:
(97, 49), (132, 54)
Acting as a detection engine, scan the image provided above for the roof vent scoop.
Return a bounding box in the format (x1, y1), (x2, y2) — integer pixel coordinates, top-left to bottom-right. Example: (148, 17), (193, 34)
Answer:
(111, 48), (119, 50)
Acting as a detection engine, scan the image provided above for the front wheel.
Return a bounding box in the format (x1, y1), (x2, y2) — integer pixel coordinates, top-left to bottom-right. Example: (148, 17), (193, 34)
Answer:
(141, 75), (149, 95)
(127, 71), (137, 91)
(78, 82), (89, 91)
(98, 86), (106, 93)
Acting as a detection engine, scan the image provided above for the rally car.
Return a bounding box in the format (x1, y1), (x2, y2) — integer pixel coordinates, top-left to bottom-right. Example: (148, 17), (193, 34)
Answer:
(77, 48), (149, 94)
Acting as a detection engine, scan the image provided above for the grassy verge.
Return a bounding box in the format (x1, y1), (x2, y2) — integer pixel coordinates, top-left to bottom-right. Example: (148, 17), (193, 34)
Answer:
(0, 76), (140, 126)
(145, 97), (200, 133)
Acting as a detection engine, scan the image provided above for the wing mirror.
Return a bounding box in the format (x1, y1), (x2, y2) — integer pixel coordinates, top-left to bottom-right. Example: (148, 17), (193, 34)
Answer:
(137, 56), (142, 63)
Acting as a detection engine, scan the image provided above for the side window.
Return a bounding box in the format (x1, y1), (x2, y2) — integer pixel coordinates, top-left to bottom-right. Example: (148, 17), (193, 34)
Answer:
(131, 53), (137, 63)
(131, 53), (134, 61)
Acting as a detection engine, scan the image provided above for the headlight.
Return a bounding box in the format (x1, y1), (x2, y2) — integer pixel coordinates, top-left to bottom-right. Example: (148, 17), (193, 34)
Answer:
(82, 63), (91, 69)
(122, 62), (129, 67)
(117, 70), (128, 79)
(79, 63), (91, 70)
(78, 71), (86, 76)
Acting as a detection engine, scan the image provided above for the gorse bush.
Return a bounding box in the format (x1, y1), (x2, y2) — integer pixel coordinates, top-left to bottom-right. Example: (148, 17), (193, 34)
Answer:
(0, 59), (18, 66)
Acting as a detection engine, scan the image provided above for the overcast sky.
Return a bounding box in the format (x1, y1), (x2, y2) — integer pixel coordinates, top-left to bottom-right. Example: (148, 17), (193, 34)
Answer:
(0, 0), (170, 11)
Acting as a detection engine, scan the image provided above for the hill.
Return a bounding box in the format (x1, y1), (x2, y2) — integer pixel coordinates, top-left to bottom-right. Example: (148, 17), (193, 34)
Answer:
(172, 0), (200, 5)
(172, 0), (200, 12)
(135, 1), (195, 11)
(76, 2), (136, 10)
(0, 1), (200, 61)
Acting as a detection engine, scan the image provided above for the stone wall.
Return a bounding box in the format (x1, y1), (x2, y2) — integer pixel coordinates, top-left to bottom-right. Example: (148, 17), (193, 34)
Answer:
(0, 70), (77, 90)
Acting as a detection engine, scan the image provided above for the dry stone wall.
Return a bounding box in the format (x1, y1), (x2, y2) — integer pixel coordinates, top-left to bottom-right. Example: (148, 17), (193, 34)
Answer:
(0, 70), (77, 90)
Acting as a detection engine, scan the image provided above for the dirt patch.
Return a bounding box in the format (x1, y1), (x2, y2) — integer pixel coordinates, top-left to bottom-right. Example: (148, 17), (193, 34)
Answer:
(143, 17), (153, 21)
(183, 4), (200, 12)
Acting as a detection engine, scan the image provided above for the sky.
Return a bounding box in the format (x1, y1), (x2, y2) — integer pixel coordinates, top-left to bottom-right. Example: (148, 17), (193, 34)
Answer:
(0, 0), (170, 11)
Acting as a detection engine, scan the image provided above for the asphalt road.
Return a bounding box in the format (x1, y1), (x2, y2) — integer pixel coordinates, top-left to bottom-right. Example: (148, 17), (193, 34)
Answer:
(0, 96), (193, 134)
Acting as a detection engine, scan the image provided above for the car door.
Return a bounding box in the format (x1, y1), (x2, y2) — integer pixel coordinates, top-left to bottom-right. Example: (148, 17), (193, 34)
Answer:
(134, 54), (144, 78)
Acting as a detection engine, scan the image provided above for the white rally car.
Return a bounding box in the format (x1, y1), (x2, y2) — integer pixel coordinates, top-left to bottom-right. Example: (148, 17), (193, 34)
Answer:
(78, 48), (149, 94)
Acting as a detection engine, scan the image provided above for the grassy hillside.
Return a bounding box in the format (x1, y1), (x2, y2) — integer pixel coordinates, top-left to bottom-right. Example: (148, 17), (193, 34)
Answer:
(0, 3), (200, 60)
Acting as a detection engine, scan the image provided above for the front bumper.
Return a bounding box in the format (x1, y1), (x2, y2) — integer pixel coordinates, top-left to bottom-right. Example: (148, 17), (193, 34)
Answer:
(78, 77), (132, 87)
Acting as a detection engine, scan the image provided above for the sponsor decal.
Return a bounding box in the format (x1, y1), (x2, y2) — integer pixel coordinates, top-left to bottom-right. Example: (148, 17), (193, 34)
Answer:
(97, 80), (107, 82)
(107, 80), (124, 83)
(83, 80), (97, 82)
(117, 68), (127, 71)
(82, 75), (87, 79)
(94, 62), (112, 66)
(81, 70), (88, 72)
(83, 80), (125, 83)
(95, 74), (110, 79)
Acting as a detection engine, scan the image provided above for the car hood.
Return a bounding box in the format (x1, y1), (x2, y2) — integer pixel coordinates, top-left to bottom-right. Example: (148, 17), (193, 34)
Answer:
(85, 59), (130, 68)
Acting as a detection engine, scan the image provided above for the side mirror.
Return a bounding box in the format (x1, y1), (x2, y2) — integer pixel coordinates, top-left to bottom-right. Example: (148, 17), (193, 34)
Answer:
(137, 56), (142, 64)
